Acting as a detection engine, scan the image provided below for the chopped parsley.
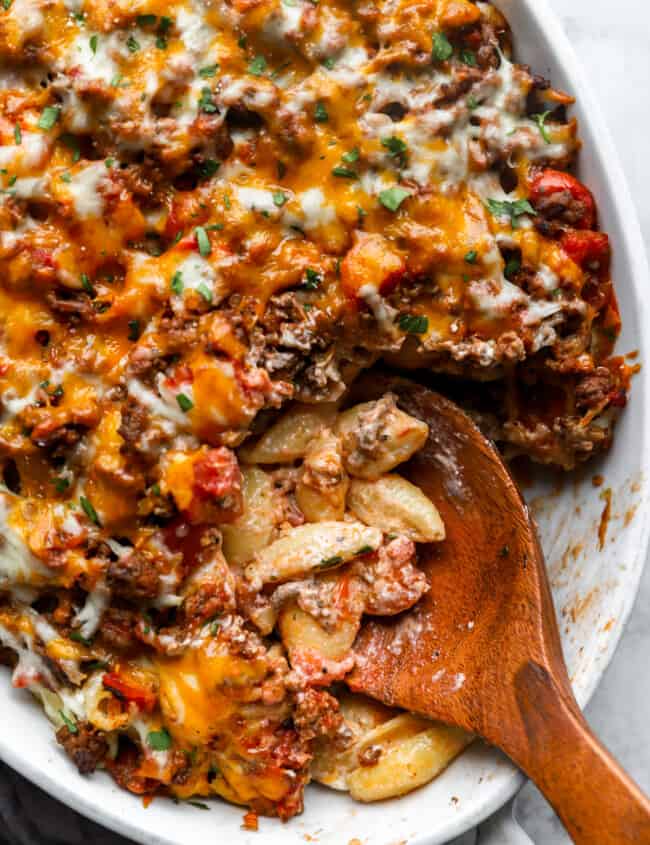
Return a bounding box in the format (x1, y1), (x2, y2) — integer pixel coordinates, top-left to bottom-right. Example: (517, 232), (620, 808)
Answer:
(272, 190), (288, 207)
(199, 159), (220, 180)
(188, 801), (211, 811)
(110, 73), (124, 88)
(37, 106), (60, 131)
(136, 13), (157, 25)
(431, 31), (453, 62)
(80, 495), (100, 526)
(319, 554), (343, 569)
(80, 273), (96, 296)
(89, 34), (98, 54)
(195, 226), (211, 256)
(314, 101), (328, 123)
(126, 35), (140, 53)
(322, 56), (336, 70)
(198, 86), (218, 113)
(460, 48), (477, 66)
(60, 172), (72, 183)
(303, 267), (321, 289)
(170, 271), (184, 294)
(341, 147), (359, 164)
(104, 157), (114, 168)
(398, 313), (429, 334)
(381, 135), (407, 161)
(356, 545), (374, 555)
(197, 283), (212, 303)
(69, 630), (93, 646)
(504, 256), (521, 279)
(467, 95), (479, 110)
(199, 64), (219, 78)
(128, 319), (141, 341)
(332, 165), (357, 179)
(176, 393), (193, 413)
(59, 711), (78, 734)
(54, 477), (70, 494)
(13, 124), (21, 145)
(2, 0), (13, 9)
(464, 250), (478, 264)
(147, 729), (172, 751)
(248, 55), (267, 76)
(533, 110), (552, 144)
(59, 134), (80, 162)
(485, 197), (535, 224)
(378, 186), (410, 212)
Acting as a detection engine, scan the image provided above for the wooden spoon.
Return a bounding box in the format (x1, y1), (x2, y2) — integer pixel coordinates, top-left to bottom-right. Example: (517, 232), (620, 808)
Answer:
(348, 374), (650, 844)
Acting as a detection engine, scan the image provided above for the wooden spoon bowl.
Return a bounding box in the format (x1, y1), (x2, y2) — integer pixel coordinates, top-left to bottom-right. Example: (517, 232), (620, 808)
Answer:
(348, 374), (650, 844)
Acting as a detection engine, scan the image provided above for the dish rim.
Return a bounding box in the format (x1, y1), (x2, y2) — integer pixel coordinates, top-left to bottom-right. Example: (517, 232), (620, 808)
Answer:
(0, 1), (649, 843)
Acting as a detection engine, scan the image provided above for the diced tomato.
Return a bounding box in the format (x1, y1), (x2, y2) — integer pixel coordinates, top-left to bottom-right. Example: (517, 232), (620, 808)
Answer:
(561, 230), (610, 268)
(529, 169), (597, 229)
(193, 447), (242, 501)
(164, 364), (193, 390)
(102, 673), (157, 712)
(340, 233), (406, 302)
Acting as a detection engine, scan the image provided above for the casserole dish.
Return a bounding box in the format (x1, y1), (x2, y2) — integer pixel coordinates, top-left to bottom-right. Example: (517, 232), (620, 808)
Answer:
(0, 0), (648, 842)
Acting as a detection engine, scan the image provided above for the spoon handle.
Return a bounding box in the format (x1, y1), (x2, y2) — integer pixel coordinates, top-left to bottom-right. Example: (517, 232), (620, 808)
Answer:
(501, 661), (650, 844)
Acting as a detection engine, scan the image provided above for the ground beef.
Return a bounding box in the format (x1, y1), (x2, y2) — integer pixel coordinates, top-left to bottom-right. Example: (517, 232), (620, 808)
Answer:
(45, 290), (95, 323)
(100, 607), (137, 650)
(532, 190), (590, 229)
(56, 722), (108, 775)
(293, 688), (348, 743)
(117, 401), (149, 448)
(107, 551), (161, 601)
(575, 367), (616, 411)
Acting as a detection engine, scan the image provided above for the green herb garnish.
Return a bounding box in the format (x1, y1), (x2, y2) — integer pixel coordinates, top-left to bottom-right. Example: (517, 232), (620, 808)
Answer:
(248, 55), (267, 76)
(378, 186), (410, 212)
(303, 268), (321, 289)
(314, 101), (328, 123)
(80, 495), (100, 525)
(199, 64), (219, 78)
(147, 729), (172, 751)
(432, 32), (453, 62)
(176, 393), (193, 412)
(332, 165), (357, 179)
(398, 313), (429, 334)
(195, 226), (211, 256)
(59, 710), (78, 734)
(80, 273), (95, 296)
(533, 110), (552, 144)
(341, 147), (359, 164)
(198, 86), (218, 113)
(485, 197), (535, 224)
(37, 106), (60, 131)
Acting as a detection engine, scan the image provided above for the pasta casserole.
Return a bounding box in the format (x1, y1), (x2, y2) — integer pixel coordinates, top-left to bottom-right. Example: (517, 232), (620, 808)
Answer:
(0, 0), (629, 824)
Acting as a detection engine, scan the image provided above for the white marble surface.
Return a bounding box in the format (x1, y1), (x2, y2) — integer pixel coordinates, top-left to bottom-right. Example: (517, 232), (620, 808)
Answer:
(513, 0), (650, 840)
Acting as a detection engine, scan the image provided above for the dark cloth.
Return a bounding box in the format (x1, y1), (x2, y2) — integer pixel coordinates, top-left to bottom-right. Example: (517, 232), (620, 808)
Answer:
(0, 762), (135, 845)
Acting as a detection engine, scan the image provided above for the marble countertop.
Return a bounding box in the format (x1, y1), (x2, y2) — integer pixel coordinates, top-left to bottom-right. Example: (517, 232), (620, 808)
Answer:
(515, 0), (650, 840)
(1, 3), (648, 844)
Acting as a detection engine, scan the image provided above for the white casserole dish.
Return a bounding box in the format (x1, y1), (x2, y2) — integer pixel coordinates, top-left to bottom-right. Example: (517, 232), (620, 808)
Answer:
(0, 1), (648, 842)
